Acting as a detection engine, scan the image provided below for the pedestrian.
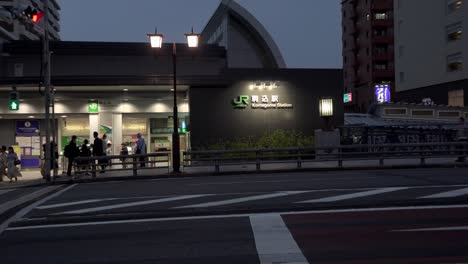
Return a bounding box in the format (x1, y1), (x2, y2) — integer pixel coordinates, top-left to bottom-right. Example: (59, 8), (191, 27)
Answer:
(136, 133), (147, 167)
(79, 139), (91, 176)
(455, 117), (468, 162)
(7, 146), (21, 183)
(92, 131), (105, 173)
(120, 143), (129, 169)
(64, 135), (80, 176)
(106, 142), (113, 168)
(0, 146), (7, 181)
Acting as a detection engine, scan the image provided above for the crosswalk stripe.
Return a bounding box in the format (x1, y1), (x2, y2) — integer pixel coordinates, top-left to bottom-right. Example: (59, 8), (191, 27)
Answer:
(56, 194), (210, 215)
(393, 226), (468, 232)
(250, 214), (309, 264)
(297, 187), (409, 203)
(174, 191), (311, 209)
(419, 187), (468, 199)
(36, 199), (118, 210)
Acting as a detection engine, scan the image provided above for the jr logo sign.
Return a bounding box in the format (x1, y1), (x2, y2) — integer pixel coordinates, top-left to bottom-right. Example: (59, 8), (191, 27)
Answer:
(232, 95), (249, 108)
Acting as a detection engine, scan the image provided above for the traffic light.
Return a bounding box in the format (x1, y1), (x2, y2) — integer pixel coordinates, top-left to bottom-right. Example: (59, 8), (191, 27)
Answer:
(23, 6), (43, 23)
(9, 91), (19, 111)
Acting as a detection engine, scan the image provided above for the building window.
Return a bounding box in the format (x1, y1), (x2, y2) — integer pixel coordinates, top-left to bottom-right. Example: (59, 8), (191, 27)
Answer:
(398, 45), (404, 57)
(448, 89), (464, 106)
(399, 72), (405, 83)
(375, 13), (388, 20)
(447, 0), (463, 14)
(447, 23), (462, 41)
(447, 53), (463, 72)
(375, 63), (388, 70)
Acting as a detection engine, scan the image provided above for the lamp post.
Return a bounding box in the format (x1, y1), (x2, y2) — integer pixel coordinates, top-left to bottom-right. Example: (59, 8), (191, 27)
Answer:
(319, 98), (334, 131)
(147, 29), (200, 173)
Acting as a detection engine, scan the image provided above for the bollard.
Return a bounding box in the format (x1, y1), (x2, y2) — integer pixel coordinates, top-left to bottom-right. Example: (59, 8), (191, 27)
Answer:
(420, 157), (426, 166)
(91, 159), (97, 178)
(379, 158), (384, 167)
(256, 151), (261, 171)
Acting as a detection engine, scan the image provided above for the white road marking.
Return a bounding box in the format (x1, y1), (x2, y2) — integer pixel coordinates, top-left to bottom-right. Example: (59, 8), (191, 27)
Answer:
(7, 204), (468, 231)
(56, 194), (210, 215)
(250, 214), (309, 264)
(36, 199), (118, 210)
(0, 184), (77, 235)
(191, 177), (378, 186)
(392, 226), (468, 232)
(0, 189), (15, 196)
(174, 191), (311, 209)
(419, 187), (468, 199)
(297, 187), (409, 203)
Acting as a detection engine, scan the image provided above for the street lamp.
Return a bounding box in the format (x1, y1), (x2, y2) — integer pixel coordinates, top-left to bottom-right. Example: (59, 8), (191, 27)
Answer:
(147, 28), (200, 173)
(319, 98), (334, 130)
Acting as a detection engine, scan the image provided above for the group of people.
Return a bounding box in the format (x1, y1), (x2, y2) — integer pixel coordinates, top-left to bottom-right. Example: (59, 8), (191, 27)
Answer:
(0, 146), (22, 183)
(64, 132), (146, 177)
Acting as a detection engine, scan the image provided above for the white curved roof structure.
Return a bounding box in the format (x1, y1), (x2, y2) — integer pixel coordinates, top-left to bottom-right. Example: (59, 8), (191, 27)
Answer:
(202, 0), (287, 68)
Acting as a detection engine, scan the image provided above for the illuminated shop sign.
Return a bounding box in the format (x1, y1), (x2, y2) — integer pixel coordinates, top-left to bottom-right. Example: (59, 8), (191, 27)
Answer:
(343, 93), (352, 103)
(232, 95), (293, 109)
(375, 84), (390, 103)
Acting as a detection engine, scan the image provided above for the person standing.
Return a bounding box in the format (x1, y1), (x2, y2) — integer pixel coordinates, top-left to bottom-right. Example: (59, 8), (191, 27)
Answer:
(456, 117), (468, 162)
(65, 135), (80, 176)
(79, 139), (91, 176)
(93, 131), (105, 173)
(120, 143), (129, 169)
(7, 146), (21, 182)
(136, 133), (147, 167)
(0, 146), (7, 182)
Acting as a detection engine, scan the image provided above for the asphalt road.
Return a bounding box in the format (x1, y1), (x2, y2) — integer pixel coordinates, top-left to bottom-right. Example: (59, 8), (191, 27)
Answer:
(1, 167), (468, 263)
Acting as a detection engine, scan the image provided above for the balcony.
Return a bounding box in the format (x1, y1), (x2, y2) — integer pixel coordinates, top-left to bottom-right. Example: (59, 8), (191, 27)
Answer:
(373, 52), (393, 61)
(372, 18), (393, 27)
(371, 1), (393, 10)
(372, 35), (393, 44)
(373, 69), (394, 79)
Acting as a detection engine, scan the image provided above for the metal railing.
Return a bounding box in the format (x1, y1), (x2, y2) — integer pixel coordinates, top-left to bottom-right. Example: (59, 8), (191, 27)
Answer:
(73, 152), (171, 177)
(183, 142), (468, 173)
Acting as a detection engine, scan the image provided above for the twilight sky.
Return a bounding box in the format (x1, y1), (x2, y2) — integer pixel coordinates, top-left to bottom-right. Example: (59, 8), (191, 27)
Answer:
(58, 0), (342, 69)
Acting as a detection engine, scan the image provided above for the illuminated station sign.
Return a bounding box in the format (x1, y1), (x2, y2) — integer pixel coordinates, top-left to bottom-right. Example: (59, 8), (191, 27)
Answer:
(375, 84), (391, 103)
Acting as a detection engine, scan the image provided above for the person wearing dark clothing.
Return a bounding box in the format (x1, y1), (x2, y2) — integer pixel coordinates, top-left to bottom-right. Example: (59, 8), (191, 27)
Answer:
(64, 135), (80, 176)
(92, 131), (105, 173)
(79, 139), (91, 175)
(42, 141), (59, 173)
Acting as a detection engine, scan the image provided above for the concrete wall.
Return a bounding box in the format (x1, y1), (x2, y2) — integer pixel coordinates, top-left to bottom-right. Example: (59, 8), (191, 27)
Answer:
(189, 69), (344, 148)
(394, 0), (468, 92)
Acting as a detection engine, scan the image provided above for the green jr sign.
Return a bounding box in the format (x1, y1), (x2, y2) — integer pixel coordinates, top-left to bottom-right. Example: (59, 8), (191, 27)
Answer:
(88, 100), (99, 113)
(232, 95), (249, 108)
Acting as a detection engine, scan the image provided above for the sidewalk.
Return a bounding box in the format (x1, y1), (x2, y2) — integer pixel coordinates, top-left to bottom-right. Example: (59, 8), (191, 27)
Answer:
(0, 157), (466, 188)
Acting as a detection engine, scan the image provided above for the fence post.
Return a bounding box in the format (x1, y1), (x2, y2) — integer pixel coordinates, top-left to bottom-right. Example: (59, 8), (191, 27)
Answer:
(133, 157), (138, 176)
(256, 150), (261, 171)
(297, 148), (302, 169)
(91, 158), (97, 178)
(338, 147), (343, 168)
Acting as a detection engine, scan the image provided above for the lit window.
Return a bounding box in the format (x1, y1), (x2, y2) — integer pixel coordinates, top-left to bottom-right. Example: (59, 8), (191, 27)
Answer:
(447, 53), (463, 72)
(375, 13), (388, 20)
(447, 0), (463, 13)
(447, 23), (462, 41)
(448, 89), (464, 107)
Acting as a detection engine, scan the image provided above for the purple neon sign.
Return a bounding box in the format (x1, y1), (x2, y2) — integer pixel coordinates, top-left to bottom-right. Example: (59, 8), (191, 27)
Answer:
(375, 84), (390, 103)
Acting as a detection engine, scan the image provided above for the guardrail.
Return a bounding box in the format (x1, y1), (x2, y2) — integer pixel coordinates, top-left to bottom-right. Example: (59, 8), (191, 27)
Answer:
(183, 142), (468, 173)
(73, 152), (170, 177)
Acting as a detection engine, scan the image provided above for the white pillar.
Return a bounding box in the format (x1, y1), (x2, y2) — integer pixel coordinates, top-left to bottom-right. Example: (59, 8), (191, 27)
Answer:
(112, 113), (123, 155)
(89, 114), (99, 142)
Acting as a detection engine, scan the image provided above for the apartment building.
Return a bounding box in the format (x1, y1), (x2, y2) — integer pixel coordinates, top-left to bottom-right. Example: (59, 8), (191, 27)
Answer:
(394, 0), (468, 107)
(0, 0), (60, 42)
(342, 0), (395, 112)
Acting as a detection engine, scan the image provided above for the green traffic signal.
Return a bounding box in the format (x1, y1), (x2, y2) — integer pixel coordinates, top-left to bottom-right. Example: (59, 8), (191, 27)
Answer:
(9, 100), (19, 111)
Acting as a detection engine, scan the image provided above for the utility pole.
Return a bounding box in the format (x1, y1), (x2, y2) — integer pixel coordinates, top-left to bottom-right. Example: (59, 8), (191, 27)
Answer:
(42, 0), (52, 181)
